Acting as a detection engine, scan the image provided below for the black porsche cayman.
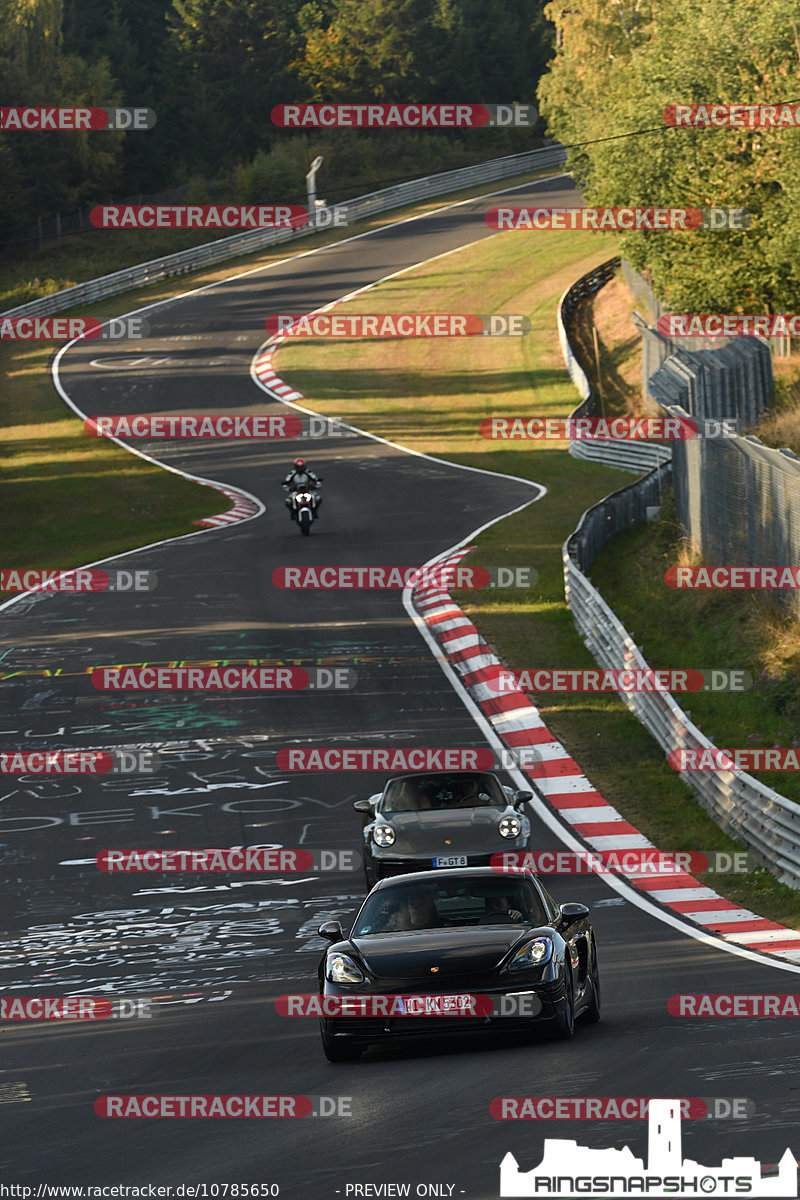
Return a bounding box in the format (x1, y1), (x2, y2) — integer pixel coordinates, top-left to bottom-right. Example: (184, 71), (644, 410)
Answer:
(354, 770), (532, 886)
(316, 867), (600, 1060)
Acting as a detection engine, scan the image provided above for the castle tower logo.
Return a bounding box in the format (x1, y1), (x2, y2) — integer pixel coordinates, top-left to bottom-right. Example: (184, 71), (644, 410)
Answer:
(500, 1098), (797, 1197)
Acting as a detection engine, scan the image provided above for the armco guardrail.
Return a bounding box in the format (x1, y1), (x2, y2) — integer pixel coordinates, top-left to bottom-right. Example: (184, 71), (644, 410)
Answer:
(559, 264), (800, 887)
(1, 144), (567, 322)
(564, 498), (800, 887)
(557, 257), (672, 474)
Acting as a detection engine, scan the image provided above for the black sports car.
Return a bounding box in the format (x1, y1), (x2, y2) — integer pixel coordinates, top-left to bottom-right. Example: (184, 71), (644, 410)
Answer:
(354, 770), (532, 885)
(316, 866), (600, 1060)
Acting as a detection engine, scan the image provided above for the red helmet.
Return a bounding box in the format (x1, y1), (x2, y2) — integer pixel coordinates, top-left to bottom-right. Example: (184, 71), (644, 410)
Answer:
(294, 458), (306, 469)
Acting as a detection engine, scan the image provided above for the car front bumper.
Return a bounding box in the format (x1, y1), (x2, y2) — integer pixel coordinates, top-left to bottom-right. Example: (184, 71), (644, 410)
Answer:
(319, 979), (565, 1045)
(367, 850), (524, 879)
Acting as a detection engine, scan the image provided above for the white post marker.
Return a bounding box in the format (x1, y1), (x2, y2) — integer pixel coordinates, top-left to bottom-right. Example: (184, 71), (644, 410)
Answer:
(306, 155), (324, 215)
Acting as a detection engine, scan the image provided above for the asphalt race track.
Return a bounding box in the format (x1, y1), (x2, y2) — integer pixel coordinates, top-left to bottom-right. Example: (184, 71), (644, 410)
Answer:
(2, 176), (799, 1196)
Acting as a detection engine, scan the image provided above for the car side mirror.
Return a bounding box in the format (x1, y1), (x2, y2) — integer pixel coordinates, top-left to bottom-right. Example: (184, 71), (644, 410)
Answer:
(353, 799), (373, 814)
(559, 902), (589, 926)
(514, 790), (532, 808)
(318, 921), (345, 943)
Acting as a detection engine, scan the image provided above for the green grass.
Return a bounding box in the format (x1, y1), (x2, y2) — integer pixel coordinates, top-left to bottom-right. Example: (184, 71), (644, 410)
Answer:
(274, 226), (800, 926)
(1, 336), (220, 596)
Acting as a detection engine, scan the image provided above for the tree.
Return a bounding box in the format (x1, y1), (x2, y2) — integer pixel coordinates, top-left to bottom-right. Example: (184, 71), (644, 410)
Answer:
(0, 0), (123, 243)
(538, 0), (800, 311)
(165, 0), (304, 170)
(296, 0), (446, 100)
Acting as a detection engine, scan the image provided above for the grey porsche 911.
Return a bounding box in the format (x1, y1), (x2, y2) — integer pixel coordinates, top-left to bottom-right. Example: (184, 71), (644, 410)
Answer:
(353, 770), (532, 887)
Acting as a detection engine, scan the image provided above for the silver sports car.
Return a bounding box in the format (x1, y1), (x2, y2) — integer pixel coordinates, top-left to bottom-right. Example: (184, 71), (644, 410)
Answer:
(354, 770), (532, 886)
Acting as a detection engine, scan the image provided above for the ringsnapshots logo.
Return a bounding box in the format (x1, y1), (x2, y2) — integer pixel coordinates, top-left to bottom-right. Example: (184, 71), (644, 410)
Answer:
(90, 665), (356, 691)
(0, 107), (156, 131)
(85, 414), (302, 439)
(0, 749), (160, 775)
(499, 1098), (797, 1197)
(486, 207), (751, 231)
(664, 103), (800, 127)
(0, 568), (156, 593)
(271, 565), (537, 590)
(0, 316), (150, 341)
(265, 314), (531, 337)
(271, 103), (537, 128)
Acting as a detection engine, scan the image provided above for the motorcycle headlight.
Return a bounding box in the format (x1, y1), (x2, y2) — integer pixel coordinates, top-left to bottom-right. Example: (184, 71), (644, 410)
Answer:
(373, 824), (395, 847)
(499, 815), (522, 839)
(507, 938), (553, 970)
(326, 953), (365, 984)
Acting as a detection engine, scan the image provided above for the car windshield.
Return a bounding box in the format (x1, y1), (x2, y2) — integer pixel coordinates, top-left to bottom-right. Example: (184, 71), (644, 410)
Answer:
(352, 878), (547, 935)
(381, 772), (507, 813)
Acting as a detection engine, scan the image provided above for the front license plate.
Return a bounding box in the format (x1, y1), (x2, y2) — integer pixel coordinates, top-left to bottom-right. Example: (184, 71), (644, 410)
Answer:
(433, 855), (467, 867)
(400, 994), (473, 1015)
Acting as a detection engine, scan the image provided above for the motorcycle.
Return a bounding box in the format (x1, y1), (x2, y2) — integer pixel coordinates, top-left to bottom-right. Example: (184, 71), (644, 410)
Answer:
(283, 478), (323, 535)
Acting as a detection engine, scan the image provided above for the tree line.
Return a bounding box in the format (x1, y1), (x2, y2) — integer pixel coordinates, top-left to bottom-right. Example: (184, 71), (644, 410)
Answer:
(538, 0), (800, 311)
(0, 0), (553, 247)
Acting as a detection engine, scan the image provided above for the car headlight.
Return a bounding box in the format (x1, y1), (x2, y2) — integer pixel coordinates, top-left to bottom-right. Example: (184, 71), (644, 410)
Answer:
(499, 815), (522, 839)
(326, 953), (365, 984)
(373, 824), (395, 847)
(507, 938), (553, 970)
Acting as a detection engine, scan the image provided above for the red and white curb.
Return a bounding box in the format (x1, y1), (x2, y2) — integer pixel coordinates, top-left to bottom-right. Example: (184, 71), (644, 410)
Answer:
(194, 481), (262, 528)
(253, 343), (304, 401)
(413, 547), (800, 965)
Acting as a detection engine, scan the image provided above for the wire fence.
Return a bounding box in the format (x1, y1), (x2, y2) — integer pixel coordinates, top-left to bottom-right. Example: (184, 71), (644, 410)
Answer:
(665, 404), (800, 617)
(646, 335), (772, 427)
(1, 182), (196, 254)
(623, 255), (800, 362)
(635, 305), (800, 618)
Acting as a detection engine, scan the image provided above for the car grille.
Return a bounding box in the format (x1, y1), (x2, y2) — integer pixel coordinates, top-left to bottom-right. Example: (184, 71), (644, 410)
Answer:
(326, 992), (559, 1039)
(376, 854), (494, 879)
(328, 1016), (490, 1036)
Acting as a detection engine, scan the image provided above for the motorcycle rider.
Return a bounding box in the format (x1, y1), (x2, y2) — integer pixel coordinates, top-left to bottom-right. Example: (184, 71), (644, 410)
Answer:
(283, 458), (322, 519)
